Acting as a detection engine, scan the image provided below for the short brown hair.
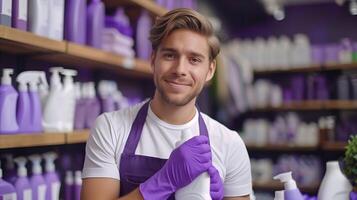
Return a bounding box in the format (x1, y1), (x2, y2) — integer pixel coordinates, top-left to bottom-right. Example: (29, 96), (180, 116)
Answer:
(149, 8), (220, 62)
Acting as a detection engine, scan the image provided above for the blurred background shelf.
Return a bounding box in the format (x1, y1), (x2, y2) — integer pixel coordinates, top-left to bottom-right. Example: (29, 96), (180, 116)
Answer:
(321, 141), (347, 151)
(254, 62), (357, 75)
(247, 144), (318, 152)
(253, 181), (320, 194)
(66, 130), (90, 144)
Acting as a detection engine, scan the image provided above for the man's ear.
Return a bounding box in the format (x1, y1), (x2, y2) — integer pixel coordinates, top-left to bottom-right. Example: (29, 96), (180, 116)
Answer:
(205, 59), (217, 82)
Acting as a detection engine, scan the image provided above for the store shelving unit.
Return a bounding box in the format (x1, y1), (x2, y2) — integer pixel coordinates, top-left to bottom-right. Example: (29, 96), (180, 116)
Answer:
(253, 181), (320, 194)
(0, 130), (90, 149)
(254, 62), (357, 75)
(251, 100), (357, 112)
(247, 142), (347, 152)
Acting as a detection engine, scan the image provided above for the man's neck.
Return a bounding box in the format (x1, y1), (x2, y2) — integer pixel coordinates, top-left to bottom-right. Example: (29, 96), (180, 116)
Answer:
(150, 93), (197, 125)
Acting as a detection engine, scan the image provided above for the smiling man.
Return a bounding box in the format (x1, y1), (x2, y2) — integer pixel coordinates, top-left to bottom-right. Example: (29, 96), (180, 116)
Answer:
(81, 8), (252, 200)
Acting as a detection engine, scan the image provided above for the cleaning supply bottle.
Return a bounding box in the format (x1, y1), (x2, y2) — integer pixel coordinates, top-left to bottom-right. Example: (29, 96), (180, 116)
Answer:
(48, 0), (64, 40)
(64, 171), (73, 200)
(317, 161), (352, 199)
(85, 82), (100, 129)
(65, 0), (86, 44)
(74, 83), (86, 130)
(175, 129), (211, 199)
(43, 152), (60, 200)
(13, 157), (32, 200)
(38, 73), (49, 111)
(28, 155), (46, 200)
(60, 69), (77, 131)
(2, 154), (17, 184)
(273, 171), (303, 200)
(11, 0), (27, 30)
(136, 10), (152, 60)
(86, 0), (104, 48)
(16, 72), (31, 133)
(42, 67), (63, 132)
(0, 160), (17, 200)
(98, 80), (116, 113)
(28, 0), (50, 37)
(0, 68), (19, 134)
(274, 190), (284, 200)
(0, 0), (12, 26)
(73, 171), (82, 200)
(16, 71), (46, 133)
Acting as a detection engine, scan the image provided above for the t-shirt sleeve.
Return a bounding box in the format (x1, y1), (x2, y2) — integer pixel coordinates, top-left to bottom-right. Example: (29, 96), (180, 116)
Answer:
(224, 132), (252, 197)
(82, 113), (120, 180)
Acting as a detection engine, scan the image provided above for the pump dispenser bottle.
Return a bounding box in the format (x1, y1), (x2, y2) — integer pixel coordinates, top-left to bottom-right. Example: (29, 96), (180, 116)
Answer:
(273, 171), (303, 200)
(175, 129), (211, 199)
(14, 157), (32, 200)
(29, 155), (46, 200)
(0, 68), (19, 134)
(43, 152), (60, 200)
(0, 160), (17, 200)
(60, 69), (77, 131)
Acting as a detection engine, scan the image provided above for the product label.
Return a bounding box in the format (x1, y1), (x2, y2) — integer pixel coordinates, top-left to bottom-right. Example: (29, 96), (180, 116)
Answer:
(38, 184), (47, 200)
(51, 182), (60, 200)
(2, 193), (16, 200)
(23, 189), (32, 200)
(1, 0), (12, 16)
(19, 0), (28, 20)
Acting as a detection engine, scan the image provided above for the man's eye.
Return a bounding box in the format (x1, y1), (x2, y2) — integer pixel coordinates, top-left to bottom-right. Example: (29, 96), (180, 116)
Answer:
(164, 53), (175, 60)
(190, 57), (201, 64)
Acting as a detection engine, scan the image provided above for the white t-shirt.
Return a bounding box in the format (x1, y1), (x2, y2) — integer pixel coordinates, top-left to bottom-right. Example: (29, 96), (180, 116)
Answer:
(82, 101), (252, 197)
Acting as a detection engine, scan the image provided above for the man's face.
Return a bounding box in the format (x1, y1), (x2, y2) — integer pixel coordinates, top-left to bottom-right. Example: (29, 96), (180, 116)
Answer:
(151, 29), (216, 106)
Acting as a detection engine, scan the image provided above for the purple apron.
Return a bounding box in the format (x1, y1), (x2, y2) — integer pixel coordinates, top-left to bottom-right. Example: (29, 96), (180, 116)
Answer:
(119, 101), (210, 199)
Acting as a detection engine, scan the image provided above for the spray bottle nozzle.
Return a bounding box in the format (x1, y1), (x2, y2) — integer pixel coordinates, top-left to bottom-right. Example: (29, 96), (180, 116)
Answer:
(43, 152), (57, 173)
(1, 68), (14, 85)
(0, 159), (2, 178)
(50, 67), (63, 88)
(273, 171), (297, 190)
(14, 157), (27, 177)
(29, 154), (43, 175)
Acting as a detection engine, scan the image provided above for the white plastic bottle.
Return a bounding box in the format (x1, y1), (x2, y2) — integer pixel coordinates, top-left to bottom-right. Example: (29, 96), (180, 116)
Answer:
(48, 0), (64, 40)
(28, 0), (50, 37)
(273, 171), (303, 200)
(274, 190), (284, 200)
(317, 161), (352, 199)
(60, 69), (77, 132)
(42, 67), (63, 132)
(175, 129), (211, 200)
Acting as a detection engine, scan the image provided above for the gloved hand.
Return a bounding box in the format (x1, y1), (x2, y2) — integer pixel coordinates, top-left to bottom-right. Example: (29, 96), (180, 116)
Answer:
(208, 166), (224, 200)
(140, 135), (212, 200)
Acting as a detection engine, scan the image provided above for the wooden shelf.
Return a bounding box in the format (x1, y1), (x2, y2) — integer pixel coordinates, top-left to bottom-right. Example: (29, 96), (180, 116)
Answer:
(0, 130), (90, 149)
(247, 144), (318, 152)
(66, 130), (90, 144)
(251, 100), (357, 111)
(321, 141), (347, 151)
(254, 62), (357, 75)
(0, 132), (66, 149)
(0, 25), (66, 54)
(253, 181), (319, 193)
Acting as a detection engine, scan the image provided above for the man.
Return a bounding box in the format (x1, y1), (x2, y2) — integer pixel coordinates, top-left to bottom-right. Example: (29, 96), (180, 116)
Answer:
(81, 8), (252, 200)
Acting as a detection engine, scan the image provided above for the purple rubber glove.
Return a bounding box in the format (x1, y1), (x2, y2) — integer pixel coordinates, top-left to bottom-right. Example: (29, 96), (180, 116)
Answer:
(140, 135), (212, 200)
(208, 166), (224, 200)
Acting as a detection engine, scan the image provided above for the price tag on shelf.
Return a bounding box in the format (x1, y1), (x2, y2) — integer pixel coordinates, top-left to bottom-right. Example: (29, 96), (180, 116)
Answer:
(123, 57), (135, 69)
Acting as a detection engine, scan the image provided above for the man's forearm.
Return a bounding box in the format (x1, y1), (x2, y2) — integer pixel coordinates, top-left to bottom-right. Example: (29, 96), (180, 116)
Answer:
(117, 188), (144, 200)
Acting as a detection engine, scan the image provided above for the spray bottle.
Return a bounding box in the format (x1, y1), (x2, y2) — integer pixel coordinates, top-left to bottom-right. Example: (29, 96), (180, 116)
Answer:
(14, 157), (32, 200)
(274, 190), (284, 200)
(42, 67), (63, 132)
(2, 154), (17, 184)
(74, 171), (82, 200)
(273, 171), (303, 200)
(43, 152), (60, 200)
(175, 129), (211, 199)
(0, 68), (19, 134)
(60, 69), (77, 131)
(0, 159), (17, 200)
(29, 154), (46, 200)
(64, 171), (73, 200)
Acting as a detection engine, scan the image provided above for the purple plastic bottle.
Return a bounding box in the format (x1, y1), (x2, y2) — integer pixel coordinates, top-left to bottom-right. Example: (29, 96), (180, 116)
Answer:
(136, 10), (152, 60)
(86, 0), (104, 49)
(64, 171), (73, 200)
(0, 0), (12, 26)
(11, 0), (27, 30)
(43, 153), (60, 200)
(2, 154), (17, 184)
(16, 86), (31, 133)
(0, 69), (19, 134)
(291, 76), (305, 101)
(84, 83), (100, 129)
(0, 161), (16, 200)
(29, 155), (46, 200)
(65, 0), (87, 44)
(74, 98), (86, 130)
(73, 171), (82, 200)
(14, 157), (32, 200)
